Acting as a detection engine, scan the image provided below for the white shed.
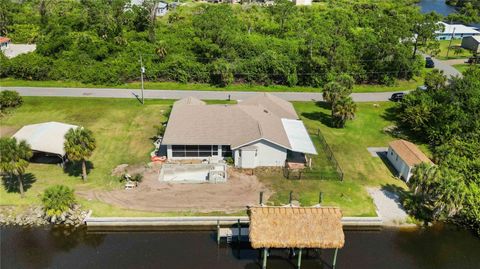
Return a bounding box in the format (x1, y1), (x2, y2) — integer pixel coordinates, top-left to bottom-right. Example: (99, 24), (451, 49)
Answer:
(387, 139), (432, 182)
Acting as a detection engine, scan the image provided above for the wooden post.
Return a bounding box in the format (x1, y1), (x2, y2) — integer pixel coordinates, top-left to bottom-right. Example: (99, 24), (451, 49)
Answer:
(319, 192), (323, 205)
(237, 219), (241, 242)
(259, 191), (264, 205)
(216, 220), (220, 245)
(332, 248), (339, 269)
(297, 248), (303, 269)
(289, 191), (293, 205)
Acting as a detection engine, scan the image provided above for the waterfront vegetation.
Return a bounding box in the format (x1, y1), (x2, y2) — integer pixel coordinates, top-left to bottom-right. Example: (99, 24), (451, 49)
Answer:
(0, 97), (404, 217)
(1, 0), (433, 90)
(397, 69), (480, 234)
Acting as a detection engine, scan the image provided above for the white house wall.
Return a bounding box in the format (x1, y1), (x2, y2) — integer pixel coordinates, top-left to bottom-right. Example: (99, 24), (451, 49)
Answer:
(234, 140), (287, 168)
(386, 147), (412, 182)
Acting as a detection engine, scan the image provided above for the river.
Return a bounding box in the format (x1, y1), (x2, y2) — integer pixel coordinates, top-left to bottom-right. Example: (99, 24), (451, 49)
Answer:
(418, 0), (457, 16)
(1, 225), (479, 269)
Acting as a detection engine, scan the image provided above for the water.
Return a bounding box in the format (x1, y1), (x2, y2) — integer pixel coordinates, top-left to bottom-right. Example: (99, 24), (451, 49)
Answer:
(418, 0), (457, 16)
(1, 225), (479, 269)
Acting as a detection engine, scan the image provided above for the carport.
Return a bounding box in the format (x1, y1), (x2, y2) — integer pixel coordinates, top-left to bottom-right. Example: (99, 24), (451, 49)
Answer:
(12, 121), (78, 164)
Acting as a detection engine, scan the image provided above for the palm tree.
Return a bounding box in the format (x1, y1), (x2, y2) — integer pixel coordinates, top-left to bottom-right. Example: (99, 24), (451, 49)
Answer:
(322, 82), (343, 108)
(332, 97), (357, 128)
(0, 137), (32, 198)
(64, 127), (96, 181)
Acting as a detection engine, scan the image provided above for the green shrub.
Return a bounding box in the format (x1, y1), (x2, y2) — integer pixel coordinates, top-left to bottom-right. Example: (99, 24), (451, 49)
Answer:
(0, 90), (23, 111)
(41, 185), (76, 217)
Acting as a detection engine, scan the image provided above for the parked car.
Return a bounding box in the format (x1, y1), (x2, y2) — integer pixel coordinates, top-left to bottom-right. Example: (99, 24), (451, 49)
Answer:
(390, 92), (404, 102)
(425, 57), (435, 68)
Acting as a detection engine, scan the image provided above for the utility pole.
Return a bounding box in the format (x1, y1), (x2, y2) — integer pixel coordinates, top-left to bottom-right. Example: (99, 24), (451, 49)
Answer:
(140, 55), (145, 104)
(446, 27), (456, 59)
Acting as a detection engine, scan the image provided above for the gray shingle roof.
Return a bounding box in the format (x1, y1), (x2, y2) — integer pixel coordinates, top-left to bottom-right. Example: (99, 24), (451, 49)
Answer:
(162, 94), (297, 149)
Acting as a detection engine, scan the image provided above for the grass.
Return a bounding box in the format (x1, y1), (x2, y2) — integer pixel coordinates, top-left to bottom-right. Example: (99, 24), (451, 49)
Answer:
(1, 97), (409, 217)
(1, 77), (424, 93)
(257, 101), (409, 217)
(453, 63), (479, 74)
(433, 40), (472, 60)
(0, 97), (172, 212)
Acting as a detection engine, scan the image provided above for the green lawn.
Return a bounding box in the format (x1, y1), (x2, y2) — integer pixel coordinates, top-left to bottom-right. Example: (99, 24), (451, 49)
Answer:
(1, 97), (407, 217)
(257, 101), (408, 217)
(432, 40), (472, 60)
(1, 77), (424, 93)
(453, 63), (479, 74)
(0, 97), (171, 212)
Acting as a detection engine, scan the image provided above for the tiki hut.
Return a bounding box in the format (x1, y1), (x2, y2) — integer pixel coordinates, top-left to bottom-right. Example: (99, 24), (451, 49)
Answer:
(248, 206), (344, 269)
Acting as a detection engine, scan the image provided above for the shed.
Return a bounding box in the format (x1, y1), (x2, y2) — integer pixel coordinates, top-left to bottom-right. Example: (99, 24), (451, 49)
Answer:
(0, 36), (11, 49)
(461, 36), (480, 53)
(387, 139), (432, 182)
(249, 206), (344, 268)
(12, 122), (78, 159)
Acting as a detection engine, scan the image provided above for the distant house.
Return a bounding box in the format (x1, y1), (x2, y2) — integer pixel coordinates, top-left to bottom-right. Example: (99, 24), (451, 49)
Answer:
(161, 94), (317, 169)
(294, 0), (312, 5)
(0, 36), (11, 50)
(436, 22), (480, 40)
(387, 139), (433, 182)
(131, 0), (168, 17)
(461, 36), (480, 53)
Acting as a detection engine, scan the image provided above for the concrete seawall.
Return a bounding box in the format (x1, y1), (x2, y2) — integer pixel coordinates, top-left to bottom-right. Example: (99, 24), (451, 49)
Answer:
(84, 215), (384, 230)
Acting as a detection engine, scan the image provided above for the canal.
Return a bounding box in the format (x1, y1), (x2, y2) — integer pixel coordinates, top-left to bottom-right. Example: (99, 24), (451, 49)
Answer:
(418, 0), (457, 16)
(1, 225), (479, 269)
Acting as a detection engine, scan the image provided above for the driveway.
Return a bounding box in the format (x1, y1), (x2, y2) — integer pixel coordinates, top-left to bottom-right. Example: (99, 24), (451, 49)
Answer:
(421, 53), (463, 78)
(367, 187), (410, 226)
(0, 86), (408, 102)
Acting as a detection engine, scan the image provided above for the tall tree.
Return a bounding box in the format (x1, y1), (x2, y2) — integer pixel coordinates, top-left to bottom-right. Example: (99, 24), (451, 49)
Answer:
(0, 137), (33, 198)
(410, 12), (442, 58)
(64, 127), (96, 181)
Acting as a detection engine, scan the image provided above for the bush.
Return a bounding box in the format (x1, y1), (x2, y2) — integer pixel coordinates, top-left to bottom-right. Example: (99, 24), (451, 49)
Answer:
(0, 90), (23, 111)
(41, 185), (76, 217)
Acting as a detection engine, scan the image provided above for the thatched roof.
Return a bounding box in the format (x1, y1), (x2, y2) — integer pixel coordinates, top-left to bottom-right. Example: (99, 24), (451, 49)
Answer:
(248, 206), (344, 249)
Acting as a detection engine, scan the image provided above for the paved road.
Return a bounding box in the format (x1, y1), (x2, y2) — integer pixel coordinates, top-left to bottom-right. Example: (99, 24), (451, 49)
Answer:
(422, 53), (463, 78)
(0, 86), (405, 102)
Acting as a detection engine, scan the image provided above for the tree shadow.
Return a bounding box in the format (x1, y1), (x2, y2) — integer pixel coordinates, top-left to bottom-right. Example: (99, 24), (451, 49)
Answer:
(380, 183), (412, 206)
(315, 101), (331, 109)
(63, 161), (94, 177)
(302, 111), (332, 127)
(1, 173), (36, 193)
(377, 151), (400, 178)
(381, 105), (399, 122)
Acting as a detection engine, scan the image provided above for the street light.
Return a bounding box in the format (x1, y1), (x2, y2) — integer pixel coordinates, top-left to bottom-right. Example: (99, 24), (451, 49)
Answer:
(140, 55), (145, 105)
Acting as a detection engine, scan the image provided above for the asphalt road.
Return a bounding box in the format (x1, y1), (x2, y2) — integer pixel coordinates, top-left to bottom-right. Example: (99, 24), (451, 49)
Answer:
(0, 86), (406, 102)
(421, 53), (463, 79)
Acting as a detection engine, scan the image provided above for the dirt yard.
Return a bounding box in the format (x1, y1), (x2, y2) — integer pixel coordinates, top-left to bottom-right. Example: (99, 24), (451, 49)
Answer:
(78, 169), (271, 214)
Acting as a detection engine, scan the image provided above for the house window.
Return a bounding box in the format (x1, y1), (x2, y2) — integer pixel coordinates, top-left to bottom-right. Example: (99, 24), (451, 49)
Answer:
(172, 145), (220, 158)
(396, 155), (399, 161)
(221, 145), (232, 157)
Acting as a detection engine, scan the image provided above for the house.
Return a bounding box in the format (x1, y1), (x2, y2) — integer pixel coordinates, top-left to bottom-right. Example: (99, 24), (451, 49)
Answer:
(0, 36), (11, 50)
(387, 139), (433, 182)
(435, 22), (480, 40)
(131, 0), (168, 17)
(12, 122), (78, 163)
(461, 35), (480, 53)
(161, 94), (317, 169)
(293, 0), (312, 5)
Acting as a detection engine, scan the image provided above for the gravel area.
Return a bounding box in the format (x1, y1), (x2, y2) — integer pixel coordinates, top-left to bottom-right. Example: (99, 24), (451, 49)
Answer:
(367, 187), (409, 226)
